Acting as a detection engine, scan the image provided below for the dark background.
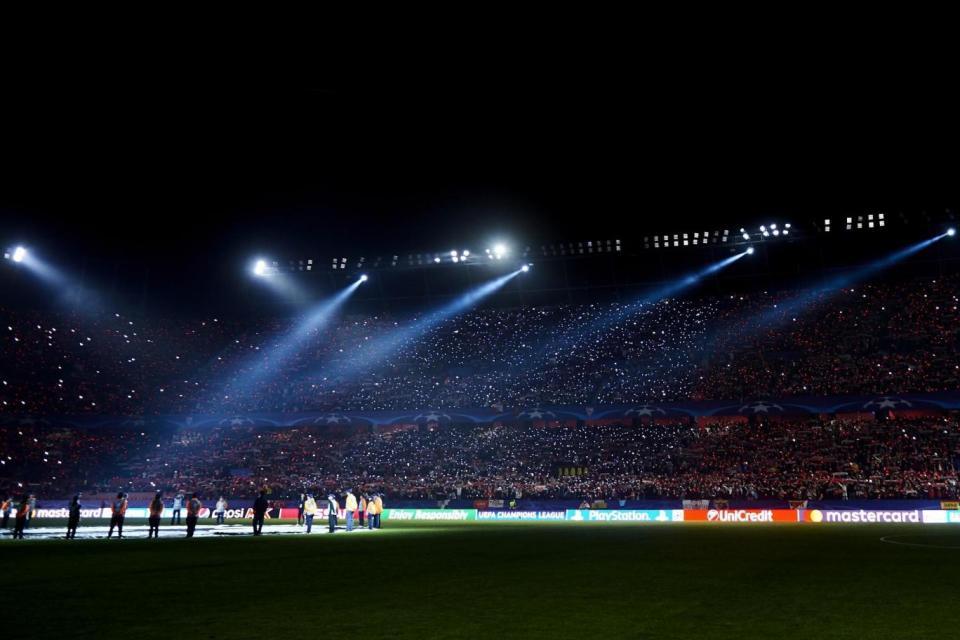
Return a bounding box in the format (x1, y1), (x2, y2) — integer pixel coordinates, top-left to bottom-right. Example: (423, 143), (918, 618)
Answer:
(2, 74), (959, 315)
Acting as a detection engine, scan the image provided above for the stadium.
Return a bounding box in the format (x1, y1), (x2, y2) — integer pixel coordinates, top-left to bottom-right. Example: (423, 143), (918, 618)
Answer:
(3, 77), (960, 639)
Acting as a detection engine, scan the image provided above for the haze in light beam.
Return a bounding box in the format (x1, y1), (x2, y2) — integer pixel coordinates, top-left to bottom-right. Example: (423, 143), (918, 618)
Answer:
(312, 269), (523, 383)
(218, 280), (363, 400)
(711, 233), (951, 343)
(538, 250), (750, 360)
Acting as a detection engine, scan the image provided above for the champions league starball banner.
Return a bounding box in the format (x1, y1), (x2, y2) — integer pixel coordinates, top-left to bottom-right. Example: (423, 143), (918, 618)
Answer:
(5, 391), (959, 430)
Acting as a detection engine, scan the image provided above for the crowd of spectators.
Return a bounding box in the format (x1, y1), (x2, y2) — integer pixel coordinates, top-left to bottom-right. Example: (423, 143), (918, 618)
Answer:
(3, 416), (958, 502)
(1, 276), (958, 415)
(694, 278), (960, 400)
(3, 275), (959, 503)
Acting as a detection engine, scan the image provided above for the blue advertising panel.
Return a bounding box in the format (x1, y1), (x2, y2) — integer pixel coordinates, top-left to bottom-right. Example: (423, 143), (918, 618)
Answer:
(565, 509), (684, 522)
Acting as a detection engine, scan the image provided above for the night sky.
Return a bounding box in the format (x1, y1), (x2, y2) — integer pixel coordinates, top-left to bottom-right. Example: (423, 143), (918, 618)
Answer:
(2, 78), (957, 308)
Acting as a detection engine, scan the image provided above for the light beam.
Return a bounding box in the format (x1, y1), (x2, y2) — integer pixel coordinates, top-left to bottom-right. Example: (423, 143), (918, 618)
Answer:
(311, 269), (524, 383)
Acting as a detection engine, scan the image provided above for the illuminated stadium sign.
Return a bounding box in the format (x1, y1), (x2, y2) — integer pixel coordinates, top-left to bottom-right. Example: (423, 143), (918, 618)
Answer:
(804, 509), (921, 523)
(477, 511), (566, 521)
(31, 507), (108, 519)
(565, 509), (684, 522)
(919, 510), (960, 524)
(685, 509), (800, 523)
(381, 509), (477, 521)
(15, 506), (960, 524)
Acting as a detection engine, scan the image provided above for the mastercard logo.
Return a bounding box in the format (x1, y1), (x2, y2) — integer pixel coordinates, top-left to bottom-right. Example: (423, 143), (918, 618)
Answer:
(807, 509), (823, 523)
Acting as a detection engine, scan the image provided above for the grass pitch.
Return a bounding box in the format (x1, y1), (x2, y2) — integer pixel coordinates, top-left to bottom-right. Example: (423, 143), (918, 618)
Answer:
(2, 520), (958, 639)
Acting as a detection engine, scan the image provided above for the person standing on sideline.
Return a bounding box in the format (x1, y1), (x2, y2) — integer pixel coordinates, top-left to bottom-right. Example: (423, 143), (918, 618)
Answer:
(297, 492), (306, 526)
(26, 494), (36, 529)
(215, 496), (227, 525)
(327, 493), (340, 533)
(366, 495), (376, 530)
(13, 495), (29, 539)
(1, 497), (11, 529)
(373, 493), (384, 529)
(171, 492), (184, 525)
(252, 491), (268, 535)
(358, 493), (367, 528)
(303, 493), (317, 533)
(185, 493), (202, 538)
(107, 492), (128, 539)
(66, 495), (81, 539)
(148, 491), (164, 539)
(345, 489), (357, 531)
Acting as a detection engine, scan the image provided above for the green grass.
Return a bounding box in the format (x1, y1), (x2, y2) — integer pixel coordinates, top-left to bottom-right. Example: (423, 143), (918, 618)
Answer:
(3, 521), (959, 639)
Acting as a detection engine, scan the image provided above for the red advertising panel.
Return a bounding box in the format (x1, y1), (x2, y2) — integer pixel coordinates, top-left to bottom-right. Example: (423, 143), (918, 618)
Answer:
(685, 509), (800, 523)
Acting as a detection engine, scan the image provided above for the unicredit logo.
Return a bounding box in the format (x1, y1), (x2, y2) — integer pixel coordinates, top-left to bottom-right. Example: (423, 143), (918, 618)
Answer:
(707, 509), (773, 522)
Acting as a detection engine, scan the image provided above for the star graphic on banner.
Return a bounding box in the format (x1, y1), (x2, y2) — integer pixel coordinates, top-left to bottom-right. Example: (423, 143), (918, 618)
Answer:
(739, 401), (783, 414)
(518, 408), (556, 420)
(626, 406), (665, 417)
(414, 411), (450, 423)
(864, 396), (912, 409)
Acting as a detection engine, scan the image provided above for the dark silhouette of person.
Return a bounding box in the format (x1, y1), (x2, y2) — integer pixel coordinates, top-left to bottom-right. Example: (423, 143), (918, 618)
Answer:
(107, 492), (128, 539)
(66, 495), (81, 539)
(185, 493), (202, 538)
(13, 495), (29, 539)
(252, 491), (269, 535)
(148, 491), (164, 539)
